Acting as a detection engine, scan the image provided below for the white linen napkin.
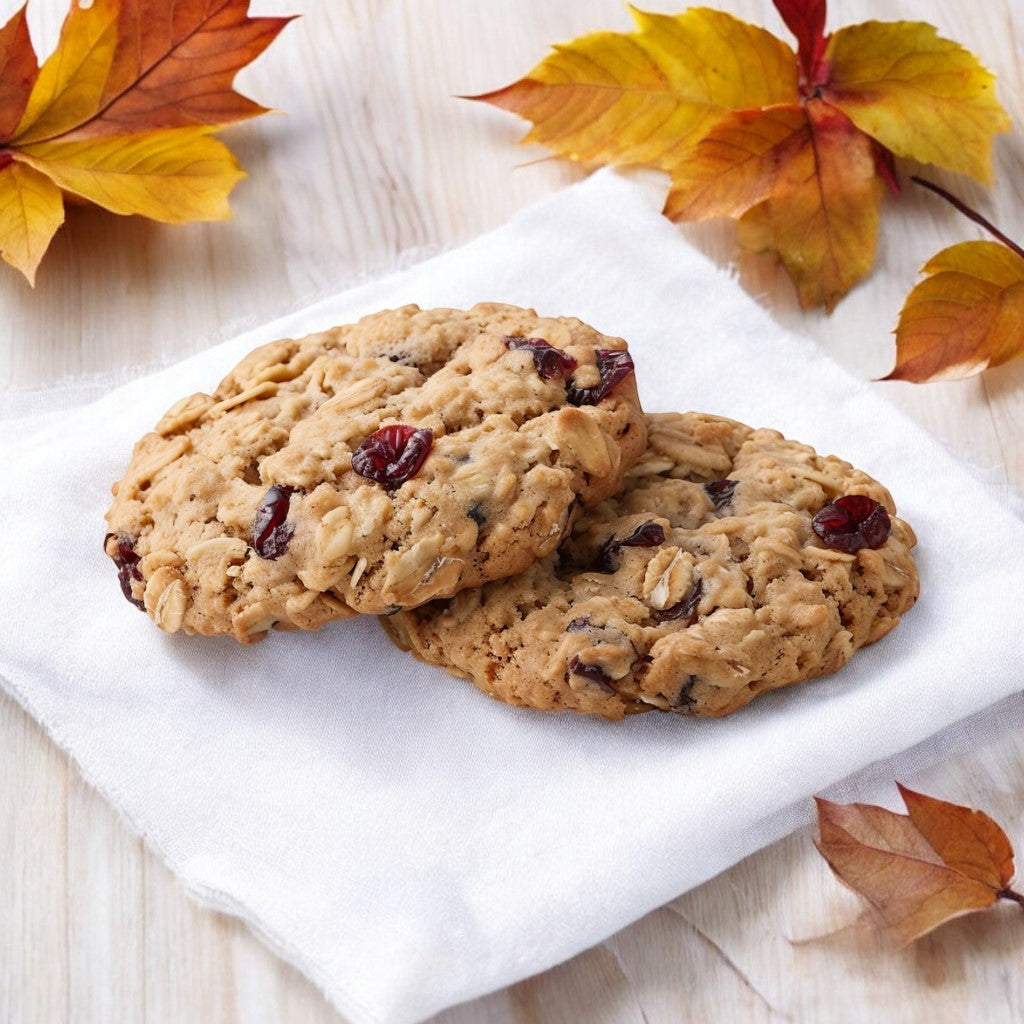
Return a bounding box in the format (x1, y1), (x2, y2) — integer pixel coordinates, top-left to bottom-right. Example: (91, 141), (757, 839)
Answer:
(2, 169), (1022, 1024)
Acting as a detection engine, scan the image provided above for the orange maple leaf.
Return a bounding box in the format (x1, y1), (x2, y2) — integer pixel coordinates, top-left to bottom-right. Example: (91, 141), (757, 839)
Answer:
(0, 0), (294, 285)
(886, 178), (1024, 382)
(815, 785), (1023, 947)
(666, 98), (885, 310)
(473, 1), (1010, 310)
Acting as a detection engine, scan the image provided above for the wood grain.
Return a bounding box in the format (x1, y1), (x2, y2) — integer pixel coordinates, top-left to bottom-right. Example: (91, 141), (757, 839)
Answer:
(2, 2), (1022, 1022)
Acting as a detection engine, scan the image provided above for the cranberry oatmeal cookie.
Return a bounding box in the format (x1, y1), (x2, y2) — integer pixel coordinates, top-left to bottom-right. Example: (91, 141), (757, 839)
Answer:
(104, 304), (646, 642)
(382, 412), (919, 719)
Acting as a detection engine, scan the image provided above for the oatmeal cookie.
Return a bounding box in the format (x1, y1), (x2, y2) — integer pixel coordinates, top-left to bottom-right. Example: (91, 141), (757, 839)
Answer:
(382, 412), (919, 719)
(104, 304), (646, 641)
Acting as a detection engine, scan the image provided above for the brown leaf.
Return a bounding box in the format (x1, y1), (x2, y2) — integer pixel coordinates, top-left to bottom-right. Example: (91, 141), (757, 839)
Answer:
(473, 0), (1010, 309)
(815, 789), (1020, 947)
(0, 5), (38, 140)
(897, 783), (1015, 890)
(89, 0), (296, 138)
(0, 0), (293, 284)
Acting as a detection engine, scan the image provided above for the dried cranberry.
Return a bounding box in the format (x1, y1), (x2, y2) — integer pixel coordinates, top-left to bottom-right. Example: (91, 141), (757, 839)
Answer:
(567, 349), (635, 406)
(505, 336), (578, 380)
(655, 579), (703, 625)
(623, 521), (666, 548)
(704, 479), (737, 510)
(812, 495), (891, 553)
(252, 484), (295, 559)
(670, 674), (698, 710)
(352, 424), (433, 491)
(597, 520), (665, 573)
(567, 654), (614, 688)
(106, 532), (145, 610)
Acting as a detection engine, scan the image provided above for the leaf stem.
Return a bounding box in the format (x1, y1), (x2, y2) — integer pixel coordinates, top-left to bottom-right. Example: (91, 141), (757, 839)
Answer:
(996, 888), (1024, 909)
(912, 176), (1024, 261)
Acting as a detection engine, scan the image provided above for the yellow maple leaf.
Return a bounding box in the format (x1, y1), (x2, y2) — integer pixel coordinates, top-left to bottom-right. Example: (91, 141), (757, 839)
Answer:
(17, 129), (244, 222)
(11, 0), (120, 146)
(0, 0), (292, 285)
(885, 177), (1024, 382)
(0, 159), (63, 284)
(473, 2), (1010, 309)
(473, 7), (795, 171)
(887, 240), (1024, 382)
(821, 21), (1008, 183)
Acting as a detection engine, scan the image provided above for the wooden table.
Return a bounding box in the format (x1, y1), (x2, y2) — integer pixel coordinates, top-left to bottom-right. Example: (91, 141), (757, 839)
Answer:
(3, 1), (1023, 1021)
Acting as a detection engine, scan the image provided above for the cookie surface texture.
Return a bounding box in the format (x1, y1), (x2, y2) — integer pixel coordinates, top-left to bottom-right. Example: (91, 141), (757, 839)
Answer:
(382, 412), (920, 719)
(104, 303), (647, 641)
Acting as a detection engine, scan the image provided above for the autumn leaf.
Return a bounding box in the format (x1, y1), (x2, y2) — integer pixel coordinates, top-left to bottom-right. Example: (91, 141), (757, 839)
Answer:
(473, 1), (1010, 310)
(815, 785), (1024, 947)
(474, 8), (796, 171)
(666, 98), (885, 309)
(0, 4), (37, 141)
(0, 0), (293, 285)
(0, 159), (63, 278)
(16, 129), (244, 221)
(886, 178), (1024, 382)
